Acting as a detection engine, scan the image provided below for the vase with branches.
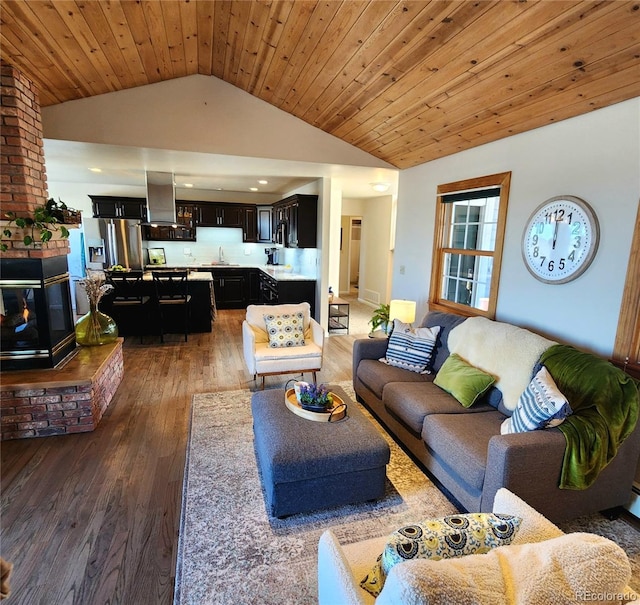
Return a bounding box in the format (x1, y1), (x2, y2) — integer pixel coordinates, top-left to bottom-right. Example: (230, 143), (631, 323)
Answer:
(75, 270), (118, 346)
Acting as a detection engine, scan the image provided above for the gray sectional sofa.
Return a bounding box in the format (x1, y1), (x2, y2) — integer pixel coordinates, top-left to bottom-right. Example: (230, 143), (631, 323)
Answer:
(353, 311), (640, 523)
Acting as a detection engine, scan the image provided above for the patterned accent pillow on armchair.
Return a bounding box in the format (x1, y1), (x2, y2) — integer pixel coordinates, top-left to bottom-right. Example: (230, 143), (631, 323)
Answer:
(264, 312), (306, 348)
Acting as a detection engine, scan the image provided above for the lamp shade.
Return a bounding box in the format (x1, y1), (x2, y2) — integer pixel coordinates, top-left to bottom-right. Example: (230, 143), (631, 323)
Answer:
(389, 299), (416, 325)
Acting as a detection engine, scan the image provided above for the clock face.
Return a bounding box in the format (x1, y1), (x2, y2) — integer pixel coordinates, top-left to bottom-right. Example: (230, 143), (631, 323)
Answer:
(522, 196), (599, 284)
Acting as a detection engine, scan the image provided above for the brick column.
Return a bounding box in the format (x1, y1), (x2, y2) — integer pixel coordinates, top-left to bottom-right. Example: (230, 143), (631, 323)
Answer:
(0, 61), (69, 258)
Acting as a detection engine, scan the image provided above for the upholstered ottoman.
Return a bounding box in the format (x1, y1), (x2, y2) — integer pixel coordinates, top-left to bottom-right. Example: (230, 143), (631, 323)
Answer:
(251, 385), (390, 518)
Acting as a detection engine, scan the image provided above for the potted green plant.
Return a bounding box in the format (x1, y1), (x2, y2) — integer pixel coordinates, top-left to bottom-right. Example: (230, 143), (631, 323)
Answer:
(1, 204), (71, 251)
(369, 303), (390, 335)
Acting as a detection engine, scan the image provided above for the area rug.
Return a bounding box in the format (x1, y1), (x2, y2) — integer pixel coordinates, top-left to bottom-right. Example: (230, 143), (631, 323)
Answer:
(174, 382), (640, 604)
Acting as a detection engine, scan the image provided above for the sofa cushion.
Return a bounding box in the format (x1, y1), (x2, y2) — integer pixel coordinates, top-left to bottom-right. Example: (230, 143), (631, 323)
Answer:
(384, 382), (495, 435)
(357, 359), (432, 400)
(379, 320), (440, 374)
(422, 411), (505, 492)
(360, 512), (521, 597)
(419, 311), (468, 373)
(501, 366), (572, 434)
(375, 532), (632, 605)
(434, 353), (496, 408)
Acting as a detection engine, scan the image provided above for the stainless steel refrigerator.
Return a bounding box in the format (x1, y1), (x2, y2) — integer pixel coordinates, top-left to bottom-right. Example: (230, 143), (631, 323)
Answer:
(98, 219), (144, 270)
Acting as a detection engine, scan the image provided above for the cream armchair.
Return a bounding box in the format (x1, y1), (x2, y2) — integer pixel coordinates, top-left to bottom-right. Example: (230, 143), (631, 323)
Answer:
(242, 302), (324, 388)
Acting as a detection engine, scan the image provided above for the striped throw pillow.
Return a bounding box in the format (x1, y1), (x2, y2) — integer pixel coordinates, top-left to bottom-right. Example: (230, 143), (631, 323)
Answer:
(379, 320), (440, 374)
(501, 366), (572, 434)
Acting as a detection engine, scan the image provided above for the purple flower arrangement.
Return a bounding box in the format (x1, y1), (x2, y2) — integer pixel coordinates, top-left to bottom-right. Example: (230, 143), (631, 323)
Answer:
(298, 383), (334, 410)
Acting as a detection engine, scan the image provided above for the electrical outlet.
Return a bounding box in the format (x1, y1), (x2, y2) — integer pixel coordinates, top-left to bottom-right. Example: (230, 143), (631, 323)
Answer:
(399, 265), (406, 275)
(183, 247), (191, 255)
(244, 248), (251, 255)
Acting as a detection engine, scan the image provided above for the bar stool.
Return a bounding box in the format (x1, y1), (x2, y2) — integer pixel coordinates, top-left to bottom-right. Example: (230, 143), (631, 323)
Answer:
(104, 270), (150, 343)
(152, 270), (191, 342)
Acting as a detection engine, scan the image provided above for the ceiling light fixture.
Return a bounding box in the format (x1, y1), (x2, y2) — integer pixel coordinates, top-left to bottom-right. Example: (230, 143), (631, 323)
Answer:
(184, 183), (193, 188)
(258, 179), (268, 185)
(250, 187), (259, 192)
(371, 182), (390, 193)
(89, 167), (102, 173)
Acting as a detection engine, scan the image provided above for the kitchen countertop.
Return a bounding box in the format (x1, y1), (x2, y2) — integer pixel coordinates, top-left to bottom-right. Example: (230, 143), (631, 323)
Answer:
(144, 264), (316, 282)
(142, 270), (213, 282)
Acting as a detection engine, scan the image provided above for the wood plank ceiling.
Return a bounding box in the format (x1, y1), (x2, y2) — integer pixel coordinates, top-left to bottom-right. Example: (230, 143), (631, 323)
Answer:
(1, 0), (639, 169)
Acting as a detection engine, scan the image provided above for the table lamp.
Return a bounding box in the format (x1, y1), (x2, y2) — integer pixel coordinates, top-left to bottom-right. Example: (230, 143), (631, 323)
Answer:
(389, 299), (416, 327)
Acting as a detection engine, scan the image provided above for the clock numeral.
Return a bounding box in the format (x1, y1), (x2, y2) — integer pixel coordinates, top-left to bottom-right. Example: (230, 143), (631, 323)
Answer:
(571, 221), (581, 235)
(533, 246), (539, 258)
(536, 222), (544, 234)
(539, 255), (546, 267)
(559, 258), (565, 271)
(532, 234), (538, 246)
(548, 260), (554, 272)
(573, 236), (581, 249)
(568, 250), (575, 262)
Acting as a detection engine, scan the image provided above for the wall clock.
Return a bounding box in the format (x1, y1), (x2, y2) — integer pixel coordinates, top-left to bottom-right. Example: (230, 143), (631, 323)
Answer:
(522, 195), (599, 284)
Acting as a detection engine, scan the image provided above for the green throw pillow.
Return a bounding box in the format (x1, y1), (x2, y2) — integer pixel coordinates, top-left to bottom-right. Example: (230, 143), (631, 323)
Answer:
(434, 353), (496, 408)
(360, 512), (521, 597)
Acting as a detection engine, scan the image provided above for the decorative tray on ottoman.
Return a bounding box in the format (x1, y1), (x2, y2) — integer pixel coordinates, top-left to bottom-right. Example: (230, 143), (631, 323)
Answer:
(284, 388), (347, 422)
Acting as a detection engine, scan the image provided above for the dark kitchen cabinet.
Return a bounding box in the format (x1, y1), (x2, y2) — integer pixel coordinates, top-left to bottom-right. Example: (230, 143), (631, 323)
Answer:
(272, 194), (317, 248)
(248, 269), (261, 304)
(212, 269), (247, 309)
(258, 271), (316, 317)
(257, 206), (273, 243)
(142, 224), (195, 241)
(176, 203), (196, 228)
(243, 206), (257, 242)
(196, 203), (244, 228)
(90, 196), (147, 220)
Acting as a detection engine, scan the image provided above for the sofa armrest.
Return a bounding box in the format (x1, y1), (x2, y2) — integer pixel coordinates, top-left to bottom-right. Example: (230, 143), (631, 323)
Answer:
(318, 530), (369, 605)
(353, 338), (388, 380)
(242, 320), (257, 376)
(481, 429), (567, 514)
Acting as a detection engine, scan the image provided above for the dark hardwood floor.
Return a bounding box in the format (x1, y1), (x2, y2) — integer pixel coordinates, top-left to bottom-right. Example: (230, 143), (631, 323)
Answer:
(0, 309), (359, 605)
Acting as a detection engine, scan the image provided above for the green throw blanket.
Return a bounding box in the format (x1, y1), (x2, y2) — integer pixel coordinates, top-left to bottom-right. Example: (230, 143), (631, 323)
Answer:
(540, 344), (639, 490)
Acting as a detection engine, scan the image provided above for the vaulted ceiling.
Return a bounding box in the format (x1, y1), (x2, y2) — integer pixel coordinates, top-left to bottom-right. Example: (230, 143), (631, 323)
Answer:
(1, 0), (639, 170)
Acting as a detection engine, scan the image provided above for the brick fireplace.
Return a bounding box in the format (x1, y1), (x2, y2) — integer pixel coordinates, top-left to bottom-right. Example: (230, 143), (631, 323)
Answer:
(0, 62), (123, 439)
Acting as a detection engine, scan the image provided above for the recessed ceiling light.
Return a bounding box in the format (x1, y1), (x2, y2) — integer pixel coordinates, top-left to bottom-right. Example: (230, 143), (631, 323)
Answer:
(184, 183), (193, 188)
(371, 182), (390, 193)
(89, 167), (102, 173)
(258, 179), (268, 185)
(250, 187), (259, 192)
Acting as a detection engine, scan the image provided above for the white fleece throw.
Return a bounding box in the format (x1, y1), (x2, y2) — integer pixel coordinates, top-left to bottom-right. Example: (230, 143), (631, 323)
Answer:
(375, 533), (633, 605)
(448, 317), (556, 411)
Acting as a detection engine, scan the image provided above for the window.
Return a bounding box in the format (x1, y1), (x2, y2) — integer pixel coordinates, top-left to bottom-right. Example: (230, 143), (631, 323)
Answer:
(429, 172), (511, 318)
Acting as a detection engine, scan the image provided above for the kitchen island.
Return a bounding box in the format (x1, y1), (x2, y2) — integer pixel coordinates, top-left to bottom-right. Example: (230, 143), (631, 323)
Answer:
(145, 264), (317, 315)
(101, 270), (215, 337)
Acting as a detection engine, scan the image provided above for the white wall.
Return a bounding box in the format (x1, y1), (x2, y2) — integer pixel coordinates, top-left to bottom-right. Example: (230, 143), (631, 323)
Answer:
(394, 98), (640, 356)
(359, 195), (394, 307)
(43, 75), (392, 169)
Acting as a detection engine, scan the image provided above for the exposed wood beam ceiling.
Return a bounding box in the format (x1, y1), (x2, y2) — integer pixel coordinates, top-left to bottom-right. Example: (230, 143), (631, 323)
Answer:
(1, 0), (639, 169)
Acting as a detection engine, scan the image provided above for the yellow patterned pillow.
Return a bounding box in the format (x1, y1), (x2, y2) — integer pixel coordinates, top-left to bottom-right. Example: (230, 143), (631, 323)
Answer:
(264, 312), (306, 348)
(360, 513), (521, 597)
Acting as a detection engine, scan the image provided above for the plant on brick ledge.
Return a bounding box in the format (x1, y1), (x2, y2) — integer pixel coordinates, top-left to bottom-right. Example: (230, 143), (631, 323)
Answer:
(1, 203), (70, 251)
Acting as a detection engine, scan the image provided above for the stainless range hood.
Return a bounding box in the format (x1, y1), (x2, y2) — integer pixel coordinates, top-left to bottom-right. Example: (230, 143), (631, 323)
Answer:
(145, 170), (177, 225)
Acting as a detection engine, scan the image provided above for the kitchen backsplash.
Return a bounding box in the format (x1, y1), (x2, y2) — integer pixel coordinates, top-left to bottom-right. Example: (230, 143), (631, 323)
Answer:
(145, 226), (318, 277)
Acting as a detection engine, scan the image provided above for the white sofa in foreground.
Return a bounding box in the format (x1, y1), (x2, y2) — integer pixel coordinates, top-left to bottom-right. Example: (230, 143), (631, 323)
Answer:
(318, 488), (638, 605)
